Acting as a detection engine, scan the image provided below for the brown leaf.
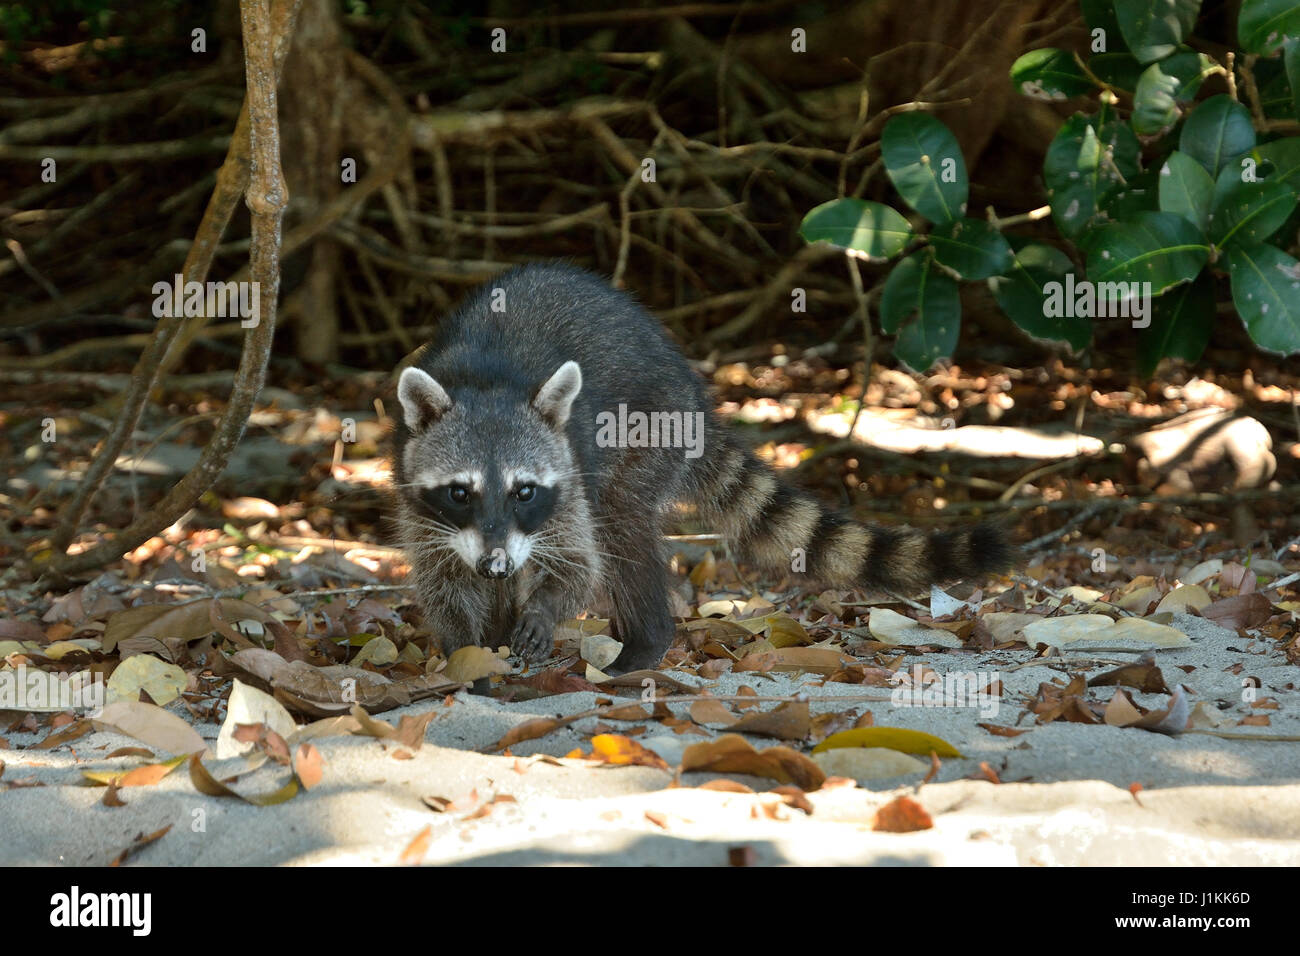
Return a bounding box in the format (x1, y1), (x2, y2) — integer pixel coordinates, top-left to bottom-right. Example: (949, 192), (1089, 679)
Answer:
(1103, 689), (1146, 727)
(293, 743), (323, 789)
(102, 782), (127, 807)
(32, 718), (92, 750)
(400, 825), (433, 865)
(680, 734), (825, 790)
(109, 825), (172, 866)
(1202, 593), (1273, 630)
(603, 703), (652, 721)
(733, 652), (776, 673)
(697, 779), (754, 793)
(769, 784), (814, 815)
(977, 722), (1028, 738)
(1088, 658), (1171, 694)
(871, 795), (933, 832)
(265, 617), (310, 664)
(493, 717), (565, 751)
(392, 710), (436, 750)
(728, 700), (811, 741)
(596, 670), (698, 696)
(827, 664), (897, 686)
(509, 668), (600, 695)
(233, 722), (291, 765)
(689, 698), (738, 727)
(0, 619), (46, 642)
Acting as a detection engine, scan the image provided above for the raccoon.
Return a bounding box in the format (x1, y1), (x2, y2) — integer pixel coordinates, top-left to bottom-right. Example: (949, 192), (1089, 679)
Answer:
(393, 263), (1013, 673)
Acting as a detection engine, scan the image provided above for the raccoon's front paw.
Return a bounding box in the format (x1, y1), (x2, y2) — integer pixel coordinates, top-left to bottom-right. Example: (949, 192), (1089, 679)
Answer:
(509, 609), (555, 662)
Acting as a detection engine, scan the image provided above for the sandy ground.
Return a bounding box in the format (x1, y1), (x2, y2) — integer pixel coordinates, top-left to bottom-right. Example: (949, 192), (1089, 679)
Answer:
(3, 613), (1299, 866)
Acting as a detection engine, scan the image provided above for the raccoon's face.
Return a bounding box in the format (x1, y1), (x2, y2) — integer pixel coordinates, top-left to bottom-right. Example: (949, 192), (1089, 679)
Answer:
(396, 361), (582, 579)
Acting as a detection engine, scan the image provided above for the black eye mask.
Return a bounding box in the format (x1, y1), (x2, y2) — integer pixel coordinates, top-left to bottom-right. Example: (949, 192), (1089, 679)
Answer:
(416, 485), (476, 528)
(512, 485), (556, 533)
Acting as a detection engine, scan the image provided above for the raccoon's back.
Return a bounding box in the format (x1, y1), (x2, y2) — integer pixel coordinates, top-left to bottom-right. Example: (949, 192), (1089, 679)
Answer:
(424, 263), (703, 408)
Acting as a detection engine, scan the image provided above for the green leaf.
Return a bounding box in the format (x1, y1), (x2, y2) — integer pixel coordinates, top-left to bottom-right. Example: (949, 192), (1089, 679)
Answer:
(928, 217), (1013, 279)
(1254, 138), (1300, 185)
(1044, 112), (1142, 237)
(1287, 38), (1300, 120)
(1208, 177), (1297, 247)
(1158, 150), (1215, 231)
(1102, 165), (1162, 218)
(1116, 0), (1202, 62)
(1090, 53), (1144, 90)
(1131, 49), (1212, 134)
(1227, 241), (1300, 353)
(1254, 58), (1297, 118)
(879, 251), (961, 372)
(1084, 210), (1210, 292)
(1138, 272), (1216, 375)
(1238, 0), (1300, 54)
(1179, 95), (1256, 177)
(881, 113), (968, 224)
(1011, 48), (1095, 99)
(799, 198), (912, 260)
(989, 241), (1092, 349)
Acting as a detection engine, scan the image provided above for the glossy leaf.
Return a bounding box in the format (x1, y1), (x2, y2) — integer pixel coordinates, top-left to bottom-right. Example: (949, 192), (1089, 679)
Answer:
(1011, 48), (1095, 99)
(1044, 112), (1142, 237)
(1138, 272), (1216, 375)
(1238, 0), (1300, 54)
(1131, 49), (1212, 134)
(881, 113), (968, 224)
(928, 217), (1013, 279)
(1208, 177), (1297, 247)
(1116, 0), (1202, 62)
(1227, 241), (1300, 353)
(1179, 94), (1256, 177)
(1158, 149), (1215, 231)
(879, 250), (961, 372)
(1084, 210), (1210, 292)
(799, 198), (912, 260)
(990, 241), (1091, 349)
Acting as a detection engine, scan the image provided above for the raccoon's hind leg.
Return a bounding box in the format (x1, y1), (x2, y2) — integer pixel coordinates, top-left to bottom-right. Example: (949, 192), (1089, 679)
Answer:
(602, 527), (675, 674)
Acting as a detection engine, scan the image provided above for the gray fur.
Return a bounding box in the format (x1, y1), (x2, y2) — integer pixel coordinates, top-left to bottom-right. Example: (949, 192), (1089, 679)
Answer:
(392, 263), (1013, 672)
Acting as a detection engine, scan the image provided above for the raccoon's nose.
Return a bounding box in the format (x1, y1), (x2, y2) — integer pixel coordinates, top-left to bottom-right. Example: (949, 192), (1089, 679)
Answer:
(476, 553), (515, 579)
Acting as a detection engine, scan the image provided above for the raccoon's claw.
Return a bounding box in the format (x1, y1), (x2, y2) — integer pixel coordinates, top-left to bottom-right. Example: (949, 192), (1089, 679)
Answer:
(509, 610), (555, 663)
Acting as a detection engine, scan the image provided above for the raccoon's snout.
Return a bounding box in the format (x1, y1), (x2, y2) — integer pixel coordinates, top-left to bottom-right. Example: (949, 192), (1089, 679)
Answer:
(477, 552), (515, 579)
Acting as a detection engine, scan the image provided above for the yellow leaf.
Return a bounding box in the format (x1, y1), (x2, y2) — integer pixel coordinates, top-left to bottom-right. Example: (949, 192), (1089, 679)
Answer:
(105, 654), (188, 707)
(811, 726), (964, 758)
(82, 753), (189, 787)
(442, 645), (512, 682)
(734, 613), (809, 648)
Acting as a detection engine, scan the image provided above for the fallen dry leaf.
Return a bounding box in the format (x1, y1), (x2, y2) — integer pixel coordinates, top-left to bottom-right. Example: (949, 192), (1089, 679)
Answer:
(872, 795), (933, 832)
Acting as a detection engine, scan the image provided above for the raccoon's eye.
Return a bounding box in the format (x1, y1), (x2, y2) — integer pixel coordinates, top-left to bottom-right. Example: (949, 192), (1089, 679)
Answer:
(514, 484), (536, 502)
(448, 485), (471, 504)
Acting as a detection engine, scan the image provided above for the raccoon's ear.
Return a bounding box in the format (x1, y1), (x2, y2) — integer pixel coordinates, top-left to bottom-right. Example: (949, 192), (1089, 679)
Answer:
(533, 360), (582, 428)
(397, 367), (452, 431)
